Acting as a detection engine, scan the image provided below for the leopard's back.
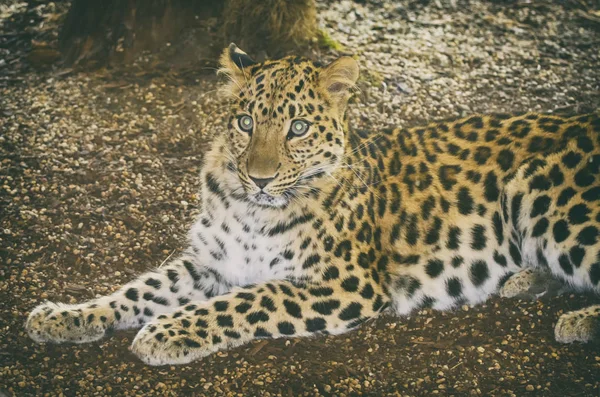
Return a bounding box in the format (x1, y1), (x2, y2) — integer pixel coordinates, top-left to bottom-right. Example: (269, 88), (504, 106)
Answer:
(332, 112), (600, 313)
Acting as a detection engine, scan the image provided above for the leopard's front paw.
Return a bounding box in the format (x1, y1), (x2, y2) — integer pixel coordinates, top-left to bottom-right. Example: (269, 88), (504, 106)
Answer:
(131, 316), (213, 366)
(555, 306), (600, 344)
(26, 302), (112, 343)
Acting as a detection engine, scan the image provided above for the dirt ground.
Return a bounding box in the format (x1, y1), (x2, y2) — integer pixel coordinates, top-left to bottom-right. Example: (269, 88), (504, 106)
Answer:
(1, 0), (600, 396)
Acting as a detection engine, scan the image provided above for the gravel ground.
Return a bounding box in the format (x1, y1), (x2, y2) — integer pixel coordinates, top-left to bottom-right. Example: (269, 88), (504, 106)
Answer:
(1, 1), (600, 396)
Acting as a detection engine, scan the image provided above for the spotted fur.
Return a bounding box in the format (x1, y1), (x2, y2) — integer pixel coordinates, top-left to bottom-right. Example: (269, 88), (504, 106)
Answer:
(26, 45), (600, 365)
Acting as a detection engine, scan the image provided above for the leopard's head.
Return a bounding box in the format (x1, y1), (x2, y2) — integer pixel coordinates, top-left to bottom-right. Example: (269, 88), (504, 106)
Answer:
(218, 44), (359, 208)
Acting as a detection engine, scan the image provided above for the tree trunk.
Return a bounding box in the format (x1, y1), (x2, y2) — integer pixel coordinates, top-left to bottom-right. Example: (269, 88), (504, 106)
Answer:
(222, 0), (317, 57)
(58, 0), (317, 67)
(59, 0), (222, 66)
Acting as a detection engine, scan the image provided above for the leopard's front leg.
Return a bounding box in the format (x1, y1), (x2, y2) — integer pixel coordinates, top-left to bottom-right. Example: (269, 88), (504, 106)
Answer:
(25, 252), (230, 343)
(131, 279), (389, 365)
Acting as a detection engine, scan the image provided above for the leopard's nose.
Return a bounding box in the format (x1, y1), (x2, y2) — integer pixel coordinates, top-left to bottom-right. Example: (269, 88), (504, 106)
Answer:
(249, 175), (275, 189)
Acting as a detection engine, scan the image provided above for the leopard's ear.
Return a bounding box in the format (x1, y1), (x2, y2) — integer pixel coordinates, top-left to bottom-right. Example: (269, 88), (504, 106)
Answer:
(221, 43), (256, 71)
(218, 43), (256, 98)
(319, 56), (359, 107)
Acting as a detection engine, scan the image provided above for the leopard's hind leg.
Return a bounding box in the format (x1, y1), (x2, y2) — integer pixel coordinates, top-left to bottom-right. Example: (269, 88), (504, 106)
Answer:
(554, 305), (600, 343)
(501, 114), (600, 343)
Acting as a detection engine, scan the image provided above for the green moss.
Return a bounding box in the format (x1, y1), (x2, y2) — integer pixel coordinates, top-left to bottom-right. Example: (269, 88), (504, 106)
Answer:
(317, 29), (344, 51)
(359, 69), (384, 87)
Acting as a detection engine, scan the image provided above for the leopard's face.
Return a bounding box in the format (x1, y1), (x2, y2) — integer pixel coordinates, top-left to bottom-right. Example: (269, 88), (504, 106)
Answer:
(219, 44), (359, 208)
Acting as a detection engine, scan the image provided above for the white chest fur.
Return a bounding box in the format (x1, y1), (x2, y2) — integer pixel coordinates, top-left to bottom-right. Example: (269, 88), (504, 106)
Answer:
(188, 198), (299, 287)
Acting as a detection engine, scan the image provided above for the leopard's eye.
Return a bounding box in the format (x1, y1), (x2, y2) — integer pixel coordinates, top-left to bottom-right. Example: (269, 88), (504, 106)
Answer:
(288, 120), (310, 139)
(237, 115), (254, 133)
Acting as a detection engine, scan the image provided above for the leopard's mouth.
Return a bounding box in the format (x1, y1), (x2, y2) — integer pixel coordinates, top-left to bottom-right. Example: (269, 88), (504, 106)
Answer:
(248, 192), (289, 208)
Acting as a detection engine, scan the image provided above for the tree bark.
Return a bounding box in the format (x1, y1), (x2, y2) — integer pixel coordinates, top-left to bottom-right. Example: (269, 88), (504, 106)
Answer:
(58, 0), (317, 67)
(59, 0), (221, 66)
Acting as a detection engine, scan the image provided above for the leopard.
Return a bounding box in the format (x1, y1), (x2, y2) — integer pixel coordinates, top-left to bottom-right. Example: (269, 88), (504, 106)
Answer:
(26, 44), (600, 366)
